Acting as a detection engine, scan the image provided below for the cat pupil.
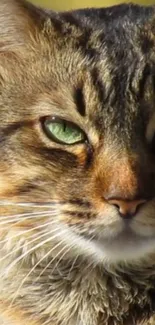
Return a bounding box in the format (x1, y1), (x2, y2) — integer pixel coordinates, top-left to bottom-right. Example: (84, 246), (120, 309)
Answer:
(63, 122), (66, 132)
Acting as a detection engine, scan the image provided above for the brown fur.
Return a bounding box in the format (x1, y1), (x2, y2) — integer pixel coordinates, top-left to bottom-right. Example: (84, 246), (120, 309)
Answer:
(1, 0), (155, 324)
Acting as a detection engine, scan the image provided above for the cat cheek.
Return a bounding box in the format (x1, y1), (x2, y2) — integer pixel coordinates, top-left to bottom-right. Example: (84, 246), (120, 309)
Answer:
(0, 174), (14, 198)
(72, 146), (88, 166)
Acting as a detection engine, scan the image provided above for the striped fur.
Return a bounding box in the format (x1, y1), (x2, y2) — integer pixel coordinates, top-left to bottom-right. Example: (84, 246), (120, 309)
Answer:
(1, 1), (155, 324)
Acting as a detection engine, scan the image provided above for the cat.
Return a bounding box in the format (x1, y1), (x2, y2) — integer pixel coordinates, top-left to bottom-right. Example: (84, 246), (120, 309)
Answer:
(1, 0), (155, 324)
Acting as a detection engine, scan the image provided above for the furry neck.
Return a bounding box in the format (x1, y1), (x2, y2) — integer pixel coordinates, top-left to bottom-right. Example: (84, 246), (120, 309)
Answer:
(1, 254), (155, 325)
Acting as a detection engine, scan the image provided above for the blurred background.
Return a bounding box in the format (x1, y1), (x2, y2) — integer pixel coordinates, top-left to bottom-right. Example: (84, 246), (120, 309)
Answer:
(31, 0), (155, 11)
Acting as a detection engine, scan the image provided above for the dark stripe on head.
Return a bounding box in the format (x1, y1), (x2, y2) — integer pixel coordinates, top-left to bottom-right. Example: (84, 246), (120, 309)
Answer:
(74, 87), (86, 117)
(50, 16), (63, 33)
(0, 120), (35, 140)
(138, 63), (151, 100)
(1, 121), (24, 139)
(128, 62), (138, 99)
(80, 43), (99, 62)
(91, 67), (105, 104)
(77, 30), (99, 62)
(141, 36), (154, 54)
(61, 12), (83, 29)
(61, 12), (99, 63)
(59, 12), (100, 63)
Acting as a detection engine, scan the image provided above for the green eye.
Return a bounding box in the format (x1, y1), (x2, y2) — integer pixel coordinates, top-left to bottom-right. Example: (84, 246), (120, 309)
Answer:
(43, 117), (86, 145)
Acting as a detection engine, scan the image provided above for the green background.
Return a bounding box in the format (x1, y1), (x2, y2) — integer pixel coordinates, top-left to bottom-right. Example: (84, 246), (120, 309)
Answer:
(31, 0), (155, 11)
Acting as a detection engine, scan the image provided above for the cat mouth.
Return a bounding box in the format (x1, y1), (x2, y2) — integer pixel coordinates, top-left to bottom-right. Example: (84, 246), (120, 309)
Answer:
(83, 219), (153, 240)
(90, 227), (154, 244)
(80, 224), (155, 262)
(68, 219), (155, 262)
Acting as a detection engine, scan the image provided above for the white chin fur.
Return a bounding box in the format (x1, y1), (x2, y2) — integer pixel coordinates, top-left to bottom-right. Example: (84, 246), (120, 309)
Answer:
(53, 223), (155, 265)
(90, 235), (155, 263)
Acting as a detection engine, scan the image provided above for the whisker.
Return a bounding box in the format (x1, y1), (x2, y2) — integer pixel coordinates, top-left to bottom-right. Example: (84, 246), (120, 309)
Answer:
(51, 243), (76, 277)
(9, 228), (73, 307)
(0, 210), (57, 221)
(82, 234), (96, 271)
(4, 226), (67, 275)
(65, 228), (95, 278)
(0, 222), (60, 265)
(35, 227), (78, 282)
(0, 212), (58, 226)
(10, 235), (79, 311)
(36, 229), (95, 283)
(67, 253), (79, 280)
(38, 243), (80, 325)
(0, 200), (67, 208)
(0, 219), (58, 246)
(21, 236), (70, 287)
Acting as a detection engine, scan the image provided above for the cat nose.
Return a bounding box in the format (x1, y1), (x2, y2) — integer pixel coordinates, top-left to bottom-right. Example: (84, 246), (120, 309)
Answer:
(107, 198), (146, 218)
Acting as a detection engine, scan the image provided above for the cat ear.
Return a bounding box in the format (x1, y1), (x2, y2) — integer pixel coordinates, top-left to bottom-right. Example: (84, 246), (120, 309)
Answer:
(0, 0), (45, 52)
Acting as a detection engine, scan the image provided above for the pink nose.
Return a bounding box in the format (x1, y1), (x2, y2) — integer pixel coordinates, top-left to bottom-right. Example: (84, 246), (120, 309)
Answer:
(108, 198), (146, 218)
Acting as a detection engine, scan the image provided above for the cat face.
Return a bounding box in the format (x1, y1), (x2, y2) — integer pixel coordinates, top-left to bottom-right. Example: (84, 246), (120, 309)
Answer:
(1, 0), (155, 266)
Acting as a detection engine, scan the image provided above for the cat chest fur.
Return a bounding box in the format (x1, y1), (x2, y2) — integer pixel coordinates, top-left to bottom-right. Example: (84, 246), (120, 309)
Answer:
(2, 261), (155, 325)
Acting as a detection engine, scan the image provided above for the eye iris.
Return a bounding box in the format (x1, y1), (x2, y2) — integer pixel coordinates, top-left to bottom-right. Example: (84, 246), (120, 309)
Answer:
(45, 120), (84, 144)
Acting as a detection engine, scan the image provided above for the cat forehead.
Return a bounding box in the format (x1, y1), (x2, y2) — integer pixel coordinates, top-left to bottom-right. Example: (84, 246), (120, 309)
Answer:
(0, 1), (155, 130)
(48, 4), (155, 49)
(53, 4), (155, 31)
(44, 5), (155, 89)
